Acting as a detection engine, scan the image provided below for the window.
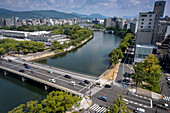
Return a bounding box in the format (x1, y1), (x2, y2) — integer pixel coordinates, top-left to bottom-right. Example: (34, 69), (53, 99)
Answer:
(141, 15), (147, 17)
(149, 22), (151, 24)
(149, 15), (152, 17)
(141, 22), (144, 24)
(141, 26), (143, 28)
(148, 26), (151, 28)
(149, 19), (152, 21)
(142, 19), (144, 21)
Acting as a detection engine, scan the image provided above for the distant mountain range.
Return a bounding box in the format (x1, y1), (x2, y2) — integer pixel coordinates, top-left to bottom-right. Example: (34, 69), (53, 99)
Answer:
(122, 16), (138, 19)
(0, 8), (109, 20)
(71, 12), (110, 19)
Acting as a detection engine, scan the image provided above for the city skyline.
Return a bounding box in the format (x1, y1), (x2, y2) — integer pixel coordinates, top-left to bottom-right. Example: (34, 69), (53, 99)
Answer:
(0, 0), (170, 18)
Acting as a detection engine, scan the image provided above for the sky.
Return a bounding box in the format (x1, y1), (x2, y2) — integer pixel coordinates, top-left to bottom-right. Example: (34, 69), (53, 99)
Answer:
(0, 0), (169, 17)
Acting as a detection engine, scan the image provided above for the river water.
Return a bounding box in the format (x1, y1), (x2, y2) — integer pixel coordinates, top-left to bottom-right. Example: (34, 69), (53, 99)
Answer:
(0, 31), (121, 112)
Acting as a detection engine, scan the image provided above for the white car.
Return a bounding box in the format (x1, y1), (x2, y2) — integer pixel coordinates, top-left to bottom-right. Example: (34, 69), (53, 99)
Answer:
(166, 77), (170, 81)
(49, 79), (56, 83)
(48, 70), (53, 73)
(134, 108), (145, 113)
(69, 81), (76, 86)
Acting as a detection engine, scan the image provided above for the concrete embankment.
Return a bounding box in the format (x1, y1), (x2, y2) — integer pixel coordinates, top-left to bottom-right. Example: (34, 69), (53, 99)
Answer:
(21, 35), (93, 61)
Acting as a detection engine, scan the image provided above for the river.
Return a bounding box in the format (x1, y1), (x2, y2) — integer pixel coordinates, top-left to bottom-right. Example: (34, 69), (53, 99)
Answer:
(0, 31), (121, 112)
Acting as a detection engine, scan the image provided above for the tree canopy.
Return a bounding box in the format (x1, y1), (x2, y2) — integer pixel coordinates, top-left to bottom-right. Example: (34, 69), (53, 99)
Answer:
(132, 54), (162, 93)
(9, 91), (81, 113)
(108, 32), (134, 66)
(0, 38), (45, 55)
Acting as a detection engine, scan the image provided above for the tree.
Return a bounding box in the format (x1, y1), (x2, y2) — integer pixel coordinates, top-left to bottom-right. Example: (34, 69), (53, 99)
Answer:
(143, 54), (162, 88)
(9, 91), (81, 113)
(8, 104), (25, 113)
(131, 62), (147, 87)
(132, 54), (162, 90)
(107, 93), (131, 113)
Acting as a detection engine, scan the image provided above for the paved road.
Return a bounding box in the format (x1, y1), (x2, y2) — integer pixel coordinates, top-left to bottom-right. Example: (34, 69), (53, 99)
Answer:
(0, 58), (91, 94)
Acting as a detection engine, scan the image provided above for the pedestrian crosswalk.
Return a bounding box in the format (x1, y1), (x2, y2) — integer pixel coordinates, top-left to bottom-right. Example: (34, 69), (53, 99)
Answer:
(90, 104), (108, 113)
(112, 82), (130, 89)
(162, 96), (170, 101)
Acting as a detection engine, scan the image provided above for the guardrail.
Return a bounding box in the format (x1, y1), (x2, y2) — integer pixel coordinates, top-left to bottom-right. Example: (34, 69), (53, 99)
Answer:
(0, 65), (83, 97)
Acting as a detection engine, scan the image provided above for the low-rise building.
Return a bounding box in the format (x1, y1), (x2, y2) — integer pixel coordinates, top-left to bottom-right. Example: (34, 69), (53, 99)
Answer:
(134, 44), (156, 63)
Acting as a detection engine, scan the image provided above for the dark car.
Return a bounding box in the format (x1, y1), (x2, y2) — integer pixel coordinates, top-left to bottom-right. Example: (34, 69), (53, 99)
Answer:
(19, 69), (25, 73)
(154, 103), (169, 110)
(124, 72), (130, 77)
(98, 96), (108, 102)
(23, 63), (28, 66)
(64, 75), (71, 79)
(84, 80), (90, 84)
(105, 84), (111, 88)
(8, 59), (12, 62)
(167, 81), (170, 85)
(79, 81), (86, 86)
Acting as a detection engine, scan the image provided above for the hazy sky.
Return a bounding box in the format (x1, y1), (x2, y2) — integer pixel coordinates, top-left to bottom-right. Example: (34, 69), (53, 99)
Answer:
(0, 0), (169, 17)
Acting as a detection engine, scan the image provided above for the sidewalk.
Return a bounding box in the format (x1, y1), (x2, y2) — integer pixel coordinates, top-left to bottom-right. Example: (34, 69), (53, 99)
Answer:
(98, 60), (120, 85)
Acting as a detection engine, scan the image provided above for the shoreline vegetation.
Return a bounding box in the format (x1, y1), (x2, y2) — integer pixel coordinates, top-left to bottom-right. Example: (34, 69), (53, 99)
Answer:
(0, 25), (94, 60)
(106, 27), (134, 68)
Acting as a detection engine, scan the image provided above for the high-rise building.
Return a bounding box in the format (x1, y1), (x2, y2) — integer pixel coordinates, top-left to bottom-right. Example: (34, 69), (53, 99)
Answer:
(154, 1), (166, 17)
(4, 18), (12, 27)
(136, 12), (157, 45)
(0, 18), (4, 27)
(130, 22), (136, 35)
(104, 18), (111, 27)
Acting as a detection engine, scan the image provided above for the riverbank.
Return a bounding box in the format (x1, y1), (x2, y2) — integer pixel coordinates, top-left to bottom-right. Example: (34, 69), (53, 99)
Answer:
(19, 35), (93, 61)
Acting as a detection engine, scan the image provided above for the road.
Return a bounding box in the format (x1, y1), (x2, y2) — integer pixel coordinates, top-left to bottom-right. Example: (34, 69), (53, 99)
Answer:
(87, 39), (170, 113)
(0, 58), (91, 94)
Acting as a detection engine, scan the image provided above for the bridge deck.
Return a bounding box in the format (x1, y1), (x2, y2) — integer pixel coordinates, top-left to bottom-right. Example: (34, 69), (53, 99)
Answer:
(0, 58), (96, 96)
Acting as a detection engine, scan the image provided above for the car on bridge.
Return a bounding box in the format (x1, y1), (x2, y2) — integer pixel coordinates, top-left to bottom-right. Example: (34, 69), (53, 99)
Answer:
(69, 81), (76, 86)
(19, 69), (25, 73)
(47, 70), (53, 73)
(23, 63), (28, 66)
(64, 75), (71, 79)
(49, 79), (56, 83)
(8, 59), (12, 62)
(25, 65), (30, 69)
(98, 96), (108, 102)
(84, 80), (90, 84)
(79, 81), (86, 86)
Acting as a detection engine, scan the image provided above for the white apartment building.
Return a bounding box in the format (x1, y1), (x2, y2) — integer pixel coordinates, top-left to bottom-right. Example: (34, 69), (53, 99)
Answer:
(136, 12), (156, 45)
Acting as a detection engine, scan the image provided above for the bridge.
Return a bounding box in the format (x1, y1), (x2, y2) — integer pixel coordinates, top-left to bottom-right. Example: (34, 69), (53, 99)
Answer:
(0, 57), (98, 97)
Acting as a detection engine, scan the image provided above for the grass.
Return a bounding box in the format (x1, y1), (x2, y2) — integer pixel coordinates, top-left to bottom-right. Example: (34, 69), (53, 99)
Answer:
(144, 83), (161, 94)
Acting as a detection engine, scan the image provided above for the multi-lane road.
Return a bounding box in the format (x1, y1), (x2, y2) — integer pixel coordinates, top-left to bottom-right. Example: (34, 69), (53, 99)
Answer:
(0, 58), (92, 95)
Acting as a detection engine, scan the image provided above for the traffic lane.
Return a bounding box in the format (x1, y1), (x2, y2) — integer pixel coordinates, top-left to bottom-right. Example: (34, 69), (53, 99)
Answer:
(1, 62), (88, 93)
(126, 103), (154, 113)
(92, 86), (151, 108)
(2, 59), (92, 86)
(159, 75), (170, 97)
(115, 63), (124, 82)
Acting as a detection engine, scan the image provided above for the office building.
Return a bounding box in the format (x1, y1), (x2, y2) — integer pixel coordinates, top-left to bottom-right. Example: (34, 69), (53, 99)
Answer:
(136, 12), (157, 45)
(4, 18), (12, 27)
(0, 18), (4, 27)
(154, 1), (166, 17)
(130, 22), (136, 35)
(104, 18), (111, 27)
